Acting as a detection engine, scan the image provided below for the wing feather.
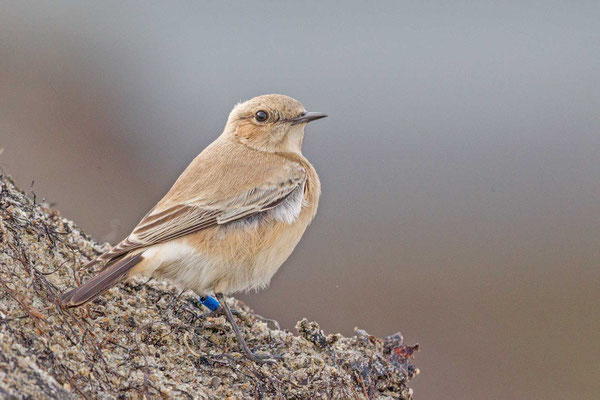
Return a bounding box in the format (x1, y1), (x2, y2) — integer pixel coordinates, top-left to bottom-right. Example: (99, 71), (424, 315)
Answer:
(98, 171), (306, 264)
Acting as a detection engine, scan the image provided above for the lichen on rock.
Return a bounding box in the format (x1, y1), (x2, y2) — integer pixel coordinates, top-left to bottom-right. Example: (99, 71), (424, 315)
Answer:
(0, 174), (418, 399)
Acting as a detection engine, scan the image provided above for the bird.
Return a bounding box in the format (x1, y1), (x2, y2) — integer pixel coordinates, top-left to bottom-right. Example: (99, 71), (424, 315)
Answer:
(61, 94), (326, 363)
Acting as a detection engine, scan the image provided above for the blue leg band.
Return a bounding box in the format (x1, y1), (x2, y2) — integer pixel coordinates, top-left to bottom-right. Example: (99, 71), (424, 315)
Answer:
(199, 295), (220, 311)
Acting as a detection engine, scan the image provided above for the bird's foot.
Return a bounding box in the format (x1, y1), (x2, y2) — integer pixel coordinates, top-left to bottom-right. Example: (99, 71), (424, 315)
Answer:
(213, 293), (283, 365)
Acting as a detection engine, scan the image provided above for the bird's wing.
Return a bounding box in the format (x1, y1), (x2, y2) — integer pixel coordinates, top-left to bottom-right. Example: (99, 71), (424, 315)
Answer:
(99, 170), (306, 263)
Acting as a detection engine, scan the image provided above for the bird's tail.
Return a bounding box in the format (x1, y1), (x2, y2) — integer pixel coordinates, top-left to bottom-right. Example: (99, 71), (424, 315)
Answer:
(61, 253), (144, 308)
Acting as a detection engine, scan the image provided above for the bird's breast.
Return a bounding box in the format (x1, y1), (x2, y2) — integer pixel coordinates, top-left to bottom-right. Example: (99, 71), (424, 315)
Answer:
(139, 164), (320, 295)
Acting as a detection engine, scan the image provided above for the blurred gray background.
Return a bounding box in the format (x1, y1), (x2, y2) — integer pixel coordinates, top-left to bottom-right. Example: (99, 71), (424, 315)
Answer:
(1, 1), (598, 399)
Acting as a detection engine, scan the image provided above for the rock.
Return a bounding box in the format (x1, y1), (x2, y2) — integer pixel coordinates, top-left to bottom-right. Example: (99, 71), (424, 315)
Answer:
(0, 175), (418, 399)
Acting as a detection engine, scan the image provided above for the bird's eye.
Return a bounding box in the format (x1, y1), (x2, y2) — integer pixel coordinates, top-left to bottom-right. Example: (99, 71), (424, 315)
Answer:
(255, 110), (268, 122)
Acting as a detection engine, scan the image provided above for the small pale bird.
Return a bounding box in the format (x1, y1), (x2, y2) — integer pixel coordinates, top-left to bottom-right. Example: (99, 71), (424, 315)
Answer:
(62, 94), (326, 362)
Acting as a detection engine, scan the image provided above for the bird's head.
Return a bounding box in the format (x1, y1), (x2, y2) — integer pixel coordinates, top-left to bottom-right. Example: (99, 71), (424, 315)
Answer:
(223, 94), (327, 154)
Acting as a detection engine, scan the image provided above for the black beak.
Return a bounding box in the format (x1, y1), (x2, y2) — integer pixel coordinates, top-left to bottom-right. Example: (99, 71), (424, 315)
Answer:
(291, 111), (328, 125)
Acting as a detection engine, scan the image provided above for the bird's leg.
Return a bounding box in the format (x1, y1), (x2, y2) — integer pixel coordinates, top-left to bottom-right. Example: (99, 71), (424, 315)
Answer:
(199, 307), (242, 319)
(197, 295), (279, 329)
(215, 293), (281, 364)
(196, 295), (242, 319)
(198, 304), (277, 329)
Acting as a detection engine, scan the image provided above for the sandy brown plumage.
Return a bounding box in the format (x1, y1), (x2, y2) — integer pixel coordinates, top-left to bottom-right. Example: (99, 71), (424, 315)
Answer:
(62, 94), (324, 309)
